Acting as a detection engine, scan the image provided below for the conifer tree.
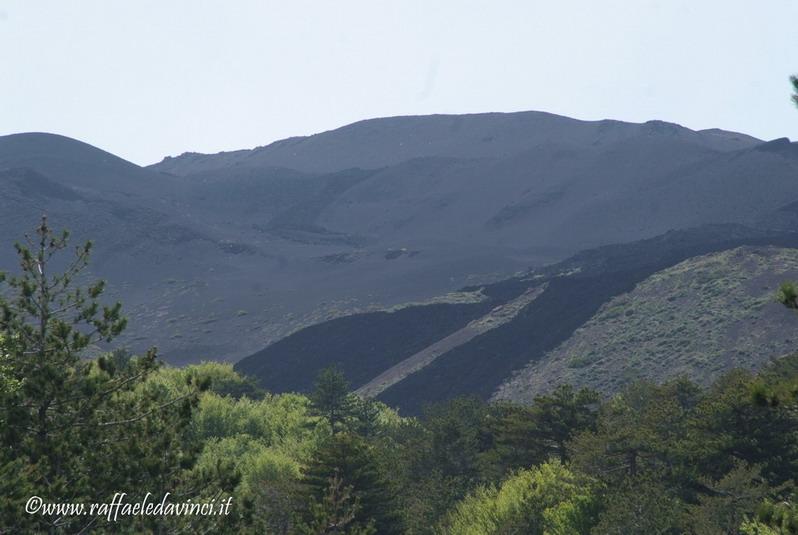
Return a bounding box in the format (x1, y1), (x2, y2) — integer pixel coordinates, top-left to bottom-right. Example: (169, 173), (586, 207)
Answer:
(487, 384), (599, 477)
(295, 471), (376, 535)
(310, 366), (355, 434)
(0, 218), (206, 533)
(301, 433), (401, 534)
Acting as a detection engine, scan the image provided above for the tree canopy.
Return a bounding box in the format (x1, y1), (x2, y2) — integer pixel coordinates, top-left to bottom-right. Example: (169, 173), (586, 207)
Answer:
(2, 220), (798, 533)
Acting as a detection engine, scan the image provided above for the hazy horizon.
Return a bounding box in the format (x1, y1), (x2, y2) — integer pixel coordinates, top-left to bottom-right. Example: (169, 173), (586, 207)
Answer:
(2, 0), (797, 165)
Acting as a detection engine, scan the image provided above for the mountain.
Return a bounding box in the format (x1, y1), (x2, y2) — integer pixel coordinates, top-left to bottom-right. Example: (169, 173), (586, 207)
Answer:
(0, 132), (163, 196)
(495, 245), (798, 403)
(0, 134), (284, 363)
(2, 112), (797, 372)
(152, 113), (798, 260)
(150, 112), (760, 175)
(235, 225), (798, 414)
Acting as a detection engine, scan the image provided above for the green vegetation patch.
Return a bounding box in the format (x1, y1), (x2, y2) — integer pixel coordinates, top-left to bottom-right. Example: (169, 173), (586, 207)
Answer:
(499, 246), (798, 401)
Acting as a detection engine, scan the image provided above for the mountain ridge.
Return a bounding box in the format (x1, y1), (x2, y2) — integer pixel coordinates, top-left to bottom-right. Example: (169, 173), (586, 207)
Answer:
(149, 111), (762, 175)
(235, 224), (798, 414)
(495, 245), (798, 403)
(1, 111), (795, 372)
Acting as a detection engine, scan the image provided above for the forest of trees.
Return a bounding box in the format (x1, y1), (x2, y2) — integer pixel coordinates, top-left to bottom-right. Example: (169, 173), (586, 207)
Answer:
(3, 221), (798, 534)
(3, 220), (798, 534)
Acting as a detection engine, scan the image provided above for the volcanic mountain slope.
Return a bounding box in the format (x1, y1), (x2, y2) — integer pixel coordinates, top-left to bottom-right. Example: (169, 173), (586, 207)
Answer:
(0, 132), (162, 195)
(234, 291), (497, 395)
(154, 114), (796, 256)
(494, 246), (798, 404)
(235, 225), (798, 414)
(2, 112), (798, 365)
(151, 111), (760, 175)
(0, 134), (290, 363)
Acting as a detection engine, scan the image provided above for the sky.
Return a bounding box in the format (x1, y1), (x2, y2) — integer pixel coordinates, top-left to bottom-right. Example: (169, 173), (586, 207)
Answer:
(1, 0), (797, 166)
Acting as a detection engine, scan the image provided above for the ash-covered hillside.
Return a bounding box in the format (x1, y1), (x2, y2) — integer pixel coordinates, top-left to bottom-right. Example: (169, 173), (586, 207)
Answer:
(2, 112), (797, 368)
(236, 225), (798, 414)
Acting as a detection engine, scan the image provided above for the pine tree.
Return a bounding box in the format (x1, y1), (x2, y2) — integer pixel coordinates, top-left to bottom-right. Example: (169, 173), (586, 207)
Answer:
(741, 495), (798, 534)
(301, 433), (401, 534)
(570, 379), (700, 485)
(0, 218), (206, 533)
(295, 471), (376, 535)
(481, 386), (598, 481)
(590, 476), (686, 535)
(310, 366), (355, 434)
(689, 370), (798, 486)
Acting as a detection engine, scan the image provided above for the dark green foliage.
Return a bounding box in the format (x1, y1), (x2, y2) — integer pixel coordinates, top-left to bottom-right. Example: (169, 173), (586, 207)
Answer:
(570, 378), (701, 487)
(295, 471), (376, 535)
(383, 398), (496, 533)
(301, 433), (401, 534)
(348, 395), (384, 438)
(566, 369), (798, 534)
(0, 219), (210, 533)
(422, 397), (491, 483)
(527, 385), (599, 462)
(744, 495), (798, 534)
(688, 461), (771, 535)
(4, 223), (798, 533)
(791, 75), (798, 109)
(310, 366), (392, 439)
(374, 420), (461, 534)
(311, 366), (356, 433)
(689, 370), (798, 485)
(367, 359), (798, 532)
(590, 476), (686, 535)
(484, 385), (599, 478)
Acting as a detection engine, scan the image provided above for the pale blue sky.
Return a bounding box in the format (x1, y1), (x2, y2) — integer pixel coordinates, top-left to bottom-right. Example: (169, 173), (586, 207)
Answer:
(1, 0), (796, 165)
